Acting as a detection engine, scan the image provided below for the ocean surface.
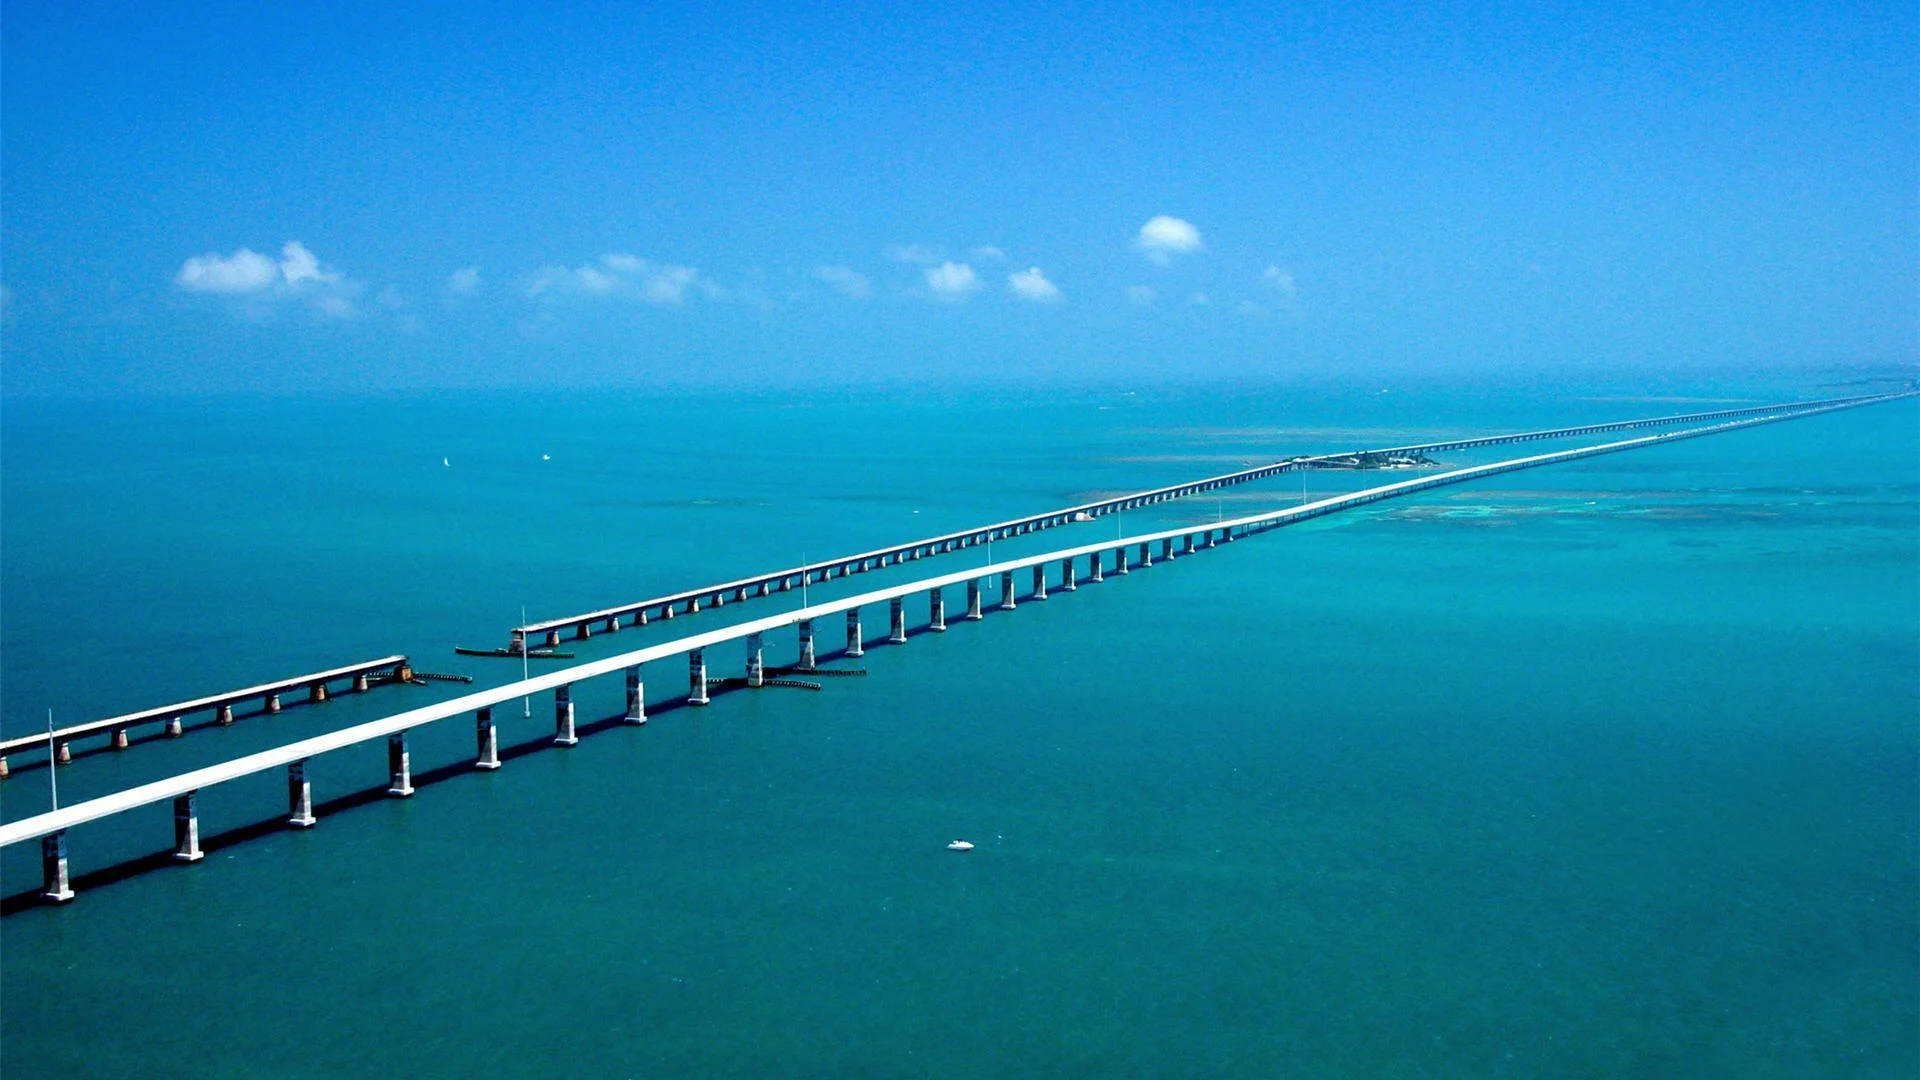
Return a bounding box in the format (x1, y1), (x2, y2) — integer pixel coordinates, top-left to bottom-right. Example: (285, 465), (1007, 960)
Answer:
(2, 376), (1915, 1077)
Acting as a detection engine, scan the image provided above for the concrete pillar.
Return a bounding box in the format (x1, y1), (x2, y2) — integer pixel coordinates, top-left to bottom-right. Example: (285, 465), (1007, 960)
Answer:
(1183, 534), (1195, 555)
(889, 597), (907, 643)
(713, 592), (725, 607)
(637, 609), (649, 625)
(747, 632), (766, 687)
(217, 704), (235, 725)
(1204, 530), (1217, 549)
(475, 707), (500, 770)
(624, 666), (646, 724)
(165, 717), (184, 737)
(1161, 538), (1174, 560)
(1061, 557), (1077, 591)
(111, 726), (129, 750)
(310, 683), (330, 704)
(797, 619), (816, 671)
(929, 589), (947, 632)
(688, 649), (710, 705)
(1090, 552), (1104, 582)
(1140, 542), (1154, 567)
(688, 598), (701, 614)
(734, 587), (748, 603)
(1000, 571), (1017, 611)
(606, 615), (620, 633)
(663, 604), (675, 620)
(266, 694), (281, 713)
(846, 609), (865, 658)
(545, 630), (562, 647)
(511, 631), (527, 654)
(0, 756), (9, 779)
(554, 685), (578, 745)
(576, 622), (592, 641)
(287, 759), (317, 828)
(173, 791), (204, 862)
(387, 732), (414, 796)
(354, 672), (371, 692)
(966, 580), (984, 620)
(1114, 548), (1129, 575)
(1032, 564), (1048, 600)
(41, 831), (74, 903)
(54, 739), (71, 765)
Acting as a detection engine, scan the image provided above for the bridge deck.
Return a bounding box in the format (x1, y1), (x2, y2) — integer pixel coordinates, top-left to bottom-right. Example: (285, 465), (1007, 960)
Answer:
(509, 393), (1888, 640)
(6, 391), (1906, 855)
(0, 655), (411, 757)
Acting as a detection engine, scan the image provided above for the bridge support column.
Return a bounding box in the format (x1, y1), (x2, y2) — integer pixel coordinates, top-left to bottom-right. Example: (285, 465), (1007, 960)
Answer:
(689, 598), (701, 615)
(929, 589), (946, 631)
(310, 683), (330, 704)
(553, 685), (578, 746)
(966, 580), (983, 620)
(735, 587), (748, 603)
(354, 673), (370, 692)
(1140, 542), (1153, 567)
(846, 610), (864, 658)
(387, 732), (414, 796)
(54, 739), (71, 764)
(545, 630), (562, 647)
(1161, 538), (1174, 560)
(576, 622), (592, 640)
(111, 726), (129, 750)
(606, 615), (621, 633)
(166, 718), (184, 737)
(1204, 530), (1217, 548)
(1061, 558), (1076, 591)
(511, 631), (527, 655)
(797, 619), (816, 671)
(287, 760), (317, 827)
(266, 694), (281, 713)
(1032, 565), (1048, 600)
(1114, 548), (1129, 575)
(889, 598), (907, 643)
(747, 633), (765, 686)
(662, 604), (675, 620)
(41, 831), (74, 903)
(173, 791), (204, 862)
(637, 610), (649, 625)
(624, 667), (646, 724)
(217, 704), (235, 725)
(1000, 571), (1017, 611)
(475, 707), (500, 769)
(1183, 534), (1195, 555)
(689, 650), (710, 705)
(1089, 553), (1103, 582)
(0, 756), (9, 779)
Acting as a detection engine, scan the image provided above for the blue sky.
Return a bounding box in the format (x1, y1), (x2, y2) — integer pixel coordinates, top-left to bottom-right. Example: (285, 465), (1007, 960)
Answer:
(2, 1), (1913, 394)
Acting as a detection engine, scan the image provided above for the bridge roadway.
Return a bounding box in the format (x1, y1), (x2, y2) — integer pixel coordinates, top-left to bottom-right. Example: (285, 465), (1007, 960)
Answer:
(0, 656), (413, 776)
(508, 393), (1893, 647)
(6, 390), (1909, 902)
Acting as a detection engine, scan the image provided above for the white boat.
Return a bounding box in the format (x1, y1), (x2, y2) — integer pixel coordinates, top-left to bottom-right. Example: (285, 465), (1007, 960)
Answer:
(946, 839), (975, 852)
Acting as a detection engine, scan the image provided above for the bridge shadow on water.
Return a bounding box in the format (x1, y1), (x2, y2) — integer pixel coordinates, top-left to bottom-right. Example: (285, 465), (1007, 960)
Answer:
(0, 654), (887, 915)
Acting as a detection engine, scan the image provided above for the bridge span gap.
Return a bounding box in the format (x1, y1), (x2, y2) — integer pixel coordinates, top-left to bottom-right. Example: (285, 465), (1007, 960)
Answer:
(504, 393), (1896, 649)
(4, 391), (1909, 906)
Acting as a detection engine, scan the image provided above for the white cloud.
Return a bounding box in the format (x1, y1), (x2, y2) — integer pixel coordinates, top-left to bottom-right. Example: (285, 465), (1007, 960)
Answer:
(924, 261), (980, 302)
(1007, 266), (1063, 303)
(175, 247), (280, 293)
(1136, 215), (1204, 265)
(524, 253), (705, 305)
(1126, 284), (1156, 306)
(888, 243), (940, 265)
(447, 266), (481, 295)
(174, 241), (358, 317)
(971, 245), (1007, 261)
(812, 265), (871, 299)
(1262, 264), (1299, 301)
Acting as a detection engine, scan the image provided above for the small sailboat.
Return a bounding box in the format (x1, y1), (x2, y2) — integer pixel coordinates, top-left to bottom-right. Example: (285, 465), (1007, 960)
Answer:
(946, 839), (975, 852)
(442, 457), (451, 467)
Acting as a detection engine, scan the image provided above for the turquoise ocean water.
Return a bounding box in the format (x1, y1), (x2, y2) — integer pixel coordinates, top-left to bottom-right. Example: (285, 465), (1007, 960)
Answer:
(2, 377), (1915, 1076)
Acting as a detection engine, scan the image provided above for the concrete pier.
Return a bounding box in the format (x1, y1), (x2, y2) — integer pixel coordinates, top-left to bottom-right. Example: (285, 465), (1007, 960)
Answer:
(1161, 538), (1174, 560)
(386, 732), (415, 796)
(266, 694), (281, 713)
(846, 609), (865, 658)
(353, 673), (370, 692)
(166, 718), (184, 737)
(287, 759), (316, 827)
(1032, 564), (1048, 600)
(967, 580), (984, 620)
(310, 684), (330, 704)
(1114, 548), (1129, 575)
(1183, 534), (1195, 555)
(929, 588), (947, 631)
(546, 630), (563, 647)
(889, 598), (907, 643)
(475, 707), (500, 769)
(747, 632), (766, 686)
(689, 649), (710, 705)
(110, 727), (129, 750)
(1140, 542), (1154, 567)
(217, 704), (234, 725)
(553, 685), (578, 746)
(1000, 571), (1017, 611)
(624, 666), (646, 724)
(42, 832), (74, 903)
(797, 619), (816, 670)
(173, 791), (203, 862)
(55, 740), (71, 765)
(1061, 557), (1076, 591)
